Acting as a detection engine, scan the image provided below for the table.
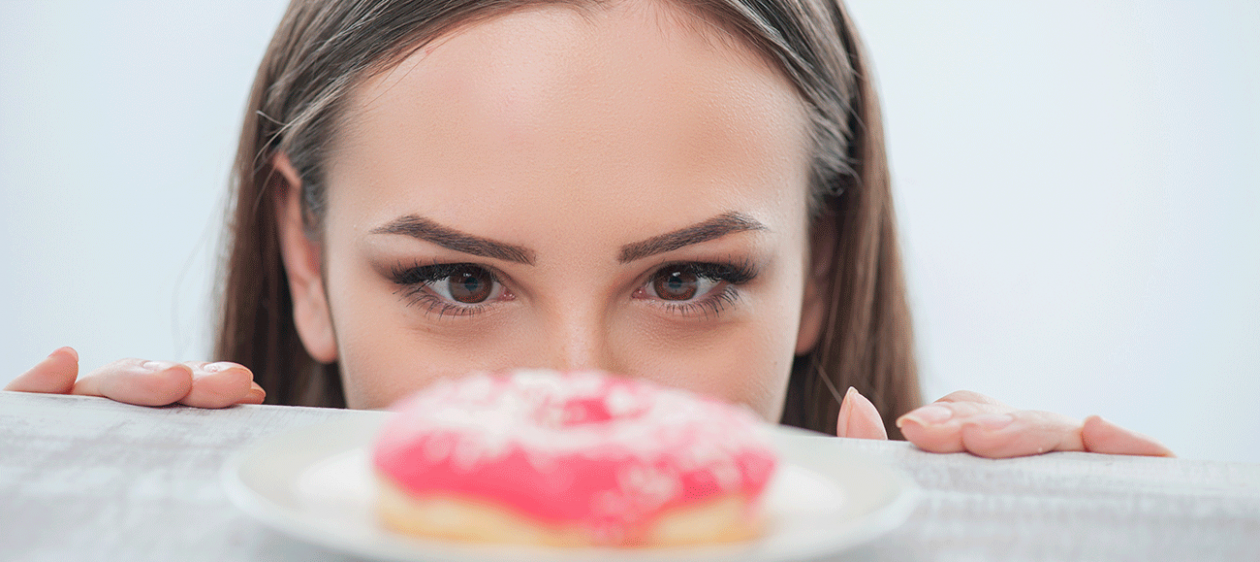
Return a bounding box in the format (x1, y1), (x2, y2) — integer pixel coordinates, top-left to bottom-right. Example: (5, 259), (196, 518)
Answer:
(1, 391), (1257, 561)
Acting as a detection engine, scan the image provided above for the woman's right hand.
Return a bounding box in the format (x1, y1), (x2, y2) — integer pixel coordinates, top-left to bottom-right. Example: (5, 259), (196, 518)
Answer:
(4, 347), (265, 408)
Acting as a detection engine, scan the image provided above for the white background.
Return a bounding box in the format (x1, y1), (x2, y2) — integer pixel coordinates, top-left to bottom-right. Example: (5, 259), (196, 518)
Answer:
(2, 1), (1257, 463)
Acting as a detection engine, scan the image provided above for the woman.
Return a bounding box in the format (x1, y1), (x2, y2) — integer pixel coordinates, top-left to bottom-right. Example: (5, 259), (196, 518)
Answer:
(7, 0), (1170, 458)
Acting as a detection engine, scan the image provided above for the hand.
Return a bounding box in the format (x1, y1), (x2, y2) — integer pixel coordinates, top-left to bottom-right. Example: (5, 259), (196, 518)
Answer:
(4, 347), (265, 408)
(836, 388), (1173, 458)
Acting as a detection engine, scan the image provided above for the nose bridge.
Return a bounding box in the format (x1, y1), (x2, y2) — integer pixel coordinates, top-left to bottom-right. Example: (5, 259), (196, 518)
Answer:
(546, 300), (615, 372)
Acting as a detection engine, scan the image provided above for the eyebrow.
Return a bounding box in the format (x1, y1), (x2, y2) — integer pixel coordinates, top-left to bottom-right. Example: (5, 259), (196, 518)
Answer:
(618, 211), (768, 263)
(370, 215), (537, 265)
(370, 211), (767, 266)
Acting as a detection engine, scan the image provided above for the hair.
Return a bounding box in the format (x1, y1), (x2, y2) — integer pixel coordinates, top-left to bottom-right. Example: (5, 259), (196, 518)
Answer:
(214, 0), (920, 438)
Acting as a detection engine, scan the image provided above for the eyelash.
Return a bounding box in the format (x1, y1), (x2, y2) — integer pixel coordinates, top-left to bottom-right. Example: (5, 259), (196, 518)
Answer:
(388, 261), (506, 319)
(638, 261), (757, 320)
(386, 259), (759, 320)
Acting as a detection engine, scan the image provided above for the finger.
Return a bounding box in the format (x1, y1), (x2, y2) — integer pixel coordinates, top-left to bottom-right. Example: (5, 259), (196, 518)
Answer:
(957, 410), (1085, 458)
(896, 400), (1009, 453)
(72, 359), (194, 407)
(4, 347), (80, 394)
(177, 362), (261, 408)
(1081, 415), (1175, 457)
(836, 387), (888, 439)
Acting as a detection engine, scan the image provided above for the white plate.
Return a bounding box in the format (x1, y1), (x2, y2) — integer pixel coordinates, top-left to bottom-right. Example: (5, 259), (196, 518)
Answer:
(222, 413), (917, 562)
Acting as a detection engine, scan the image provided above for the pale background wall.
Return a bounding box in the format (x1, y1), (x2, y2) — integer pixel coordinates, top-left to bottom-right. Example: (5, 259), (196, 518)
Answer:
(2, 1), (1257, 462)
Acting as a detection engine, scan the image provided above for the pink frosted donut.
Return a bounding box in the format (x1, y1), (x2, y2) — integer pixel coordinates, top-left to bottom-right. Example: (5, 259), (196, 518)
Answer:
(372, 369), (779, 547)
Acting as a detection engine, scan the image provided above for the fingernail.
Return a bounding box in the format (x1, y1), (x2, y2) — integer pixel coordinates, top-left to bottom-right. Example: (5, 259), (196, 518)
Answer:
(966, 413), (1015, 431)
(836, 387), (857, 437)
(142, 360), (171, 371)
(897, 405), (953, 428)
(203, 362), (232, 373)
(246, 383), (266, 403)
(48, 347), (78, 361)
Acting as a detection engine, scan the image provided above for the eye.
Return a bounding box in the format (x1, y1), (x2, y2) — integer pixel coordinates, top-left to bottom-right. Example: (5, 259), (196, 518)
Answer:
(637, 261), (758, 316)
(648, 265), (720, 302)
(389, 262), (510, 316)
(432, 265), (497, 304)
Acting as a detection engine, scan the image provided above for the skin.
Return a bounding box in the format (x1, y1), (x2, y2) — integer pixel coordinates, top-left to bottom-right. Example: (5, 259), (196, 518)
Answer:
(6, 0), (1171, 459)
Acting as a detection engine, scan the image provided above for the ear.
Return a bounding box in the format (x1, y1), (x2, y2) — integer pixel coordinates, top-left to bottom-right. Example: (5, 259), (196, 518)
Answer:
(795, 212), (838, 355)
(273, 153), (339, 364)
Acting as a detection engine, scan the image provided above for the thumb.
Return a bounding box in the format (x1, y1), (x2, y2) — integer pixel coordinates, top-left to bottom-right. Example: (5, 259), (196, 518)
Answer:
(1081, 415), (1175, 457)
(837, 387), (889, 440)
(5, 347), (80, 394)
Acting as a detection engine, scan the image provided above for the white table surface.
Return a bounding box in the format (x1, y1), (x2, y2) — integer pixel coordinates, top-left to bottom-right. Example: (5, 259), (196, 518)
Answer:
(2, 390), (1257, 561)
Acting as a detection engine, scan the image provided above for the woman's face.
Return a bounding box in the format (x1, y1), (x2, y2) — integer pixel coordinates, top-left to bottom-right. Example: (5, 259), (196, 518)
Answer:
(281, 1), (827, 420)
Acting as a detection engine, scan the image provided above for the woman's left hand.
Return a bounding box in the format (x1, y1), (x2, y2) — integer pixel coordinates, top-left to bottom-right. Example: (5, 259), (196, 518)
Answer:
(836, 388), (1174, 458)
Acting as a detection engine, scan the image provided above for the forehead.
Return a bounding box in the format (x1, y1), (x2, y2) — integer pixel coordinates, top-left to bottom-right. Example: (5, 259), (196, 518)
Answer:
(327, 0), (811, 238)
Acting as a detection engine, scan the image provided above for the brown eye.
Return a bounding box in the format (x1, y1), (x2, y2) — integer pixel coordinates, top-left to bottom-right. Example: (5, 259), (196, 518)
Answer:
(652, 266), (699, 301)
(444, 265), (495, 303)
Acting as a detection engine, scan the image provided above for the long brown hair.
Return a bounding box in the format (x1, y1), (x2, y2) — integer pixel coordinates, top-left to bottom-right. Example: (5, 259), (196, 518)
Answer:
(214, 0), (920, 437)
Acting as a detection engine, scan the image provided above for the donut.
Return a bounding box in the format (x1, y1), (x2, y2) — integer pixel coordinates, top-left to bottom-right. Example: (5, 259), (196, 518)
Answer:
(372, 369), (779, 547)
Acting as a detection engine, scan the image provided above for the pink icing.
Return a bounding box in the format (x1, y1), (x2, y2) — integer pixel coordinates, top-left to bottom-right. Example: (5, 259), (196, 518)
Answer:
(372, 369), (778, 544)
